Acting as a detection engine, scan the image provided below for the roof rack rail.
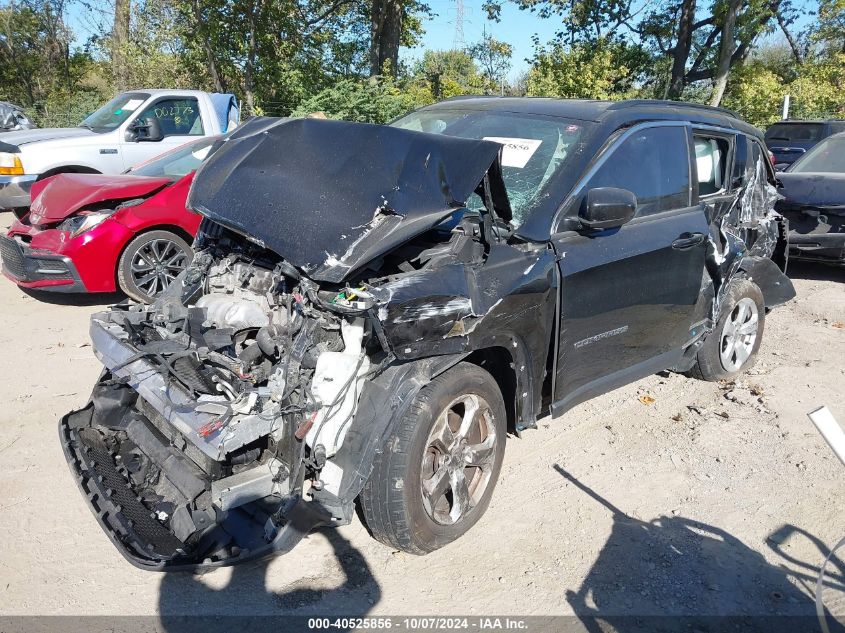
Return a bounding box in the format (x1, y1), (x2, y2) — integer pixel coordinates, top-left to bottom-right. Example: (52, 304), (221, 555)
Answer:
(606, 99), (741, 120)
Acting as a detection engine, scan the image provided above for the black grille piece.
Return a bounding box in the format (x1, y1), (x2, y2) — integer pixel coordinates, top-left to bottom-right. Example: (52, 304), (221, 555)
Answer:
(0, 234), (73, 281)
(0, 234), (26, 278)
(62, 415), (186, 563)
(33, 258), (71, 275)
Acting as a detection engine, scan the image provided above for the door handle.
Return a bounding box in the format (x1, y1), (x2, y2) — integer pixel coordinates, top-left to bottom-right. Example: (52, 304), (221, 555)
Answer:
(672, 232), (705, 250)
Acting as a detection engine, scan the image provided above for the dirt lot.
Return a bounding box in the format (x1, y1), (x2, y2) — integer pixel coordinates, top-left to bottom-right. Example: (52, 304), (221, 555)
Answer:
(1, 211), (844, 626)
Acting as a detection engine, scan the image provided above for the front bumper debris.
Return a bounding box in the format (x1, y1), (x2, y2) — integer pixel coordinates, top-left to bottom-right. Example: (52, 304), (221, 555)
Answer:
(0, 233), (87, 291)
(60, 404), (331, 571)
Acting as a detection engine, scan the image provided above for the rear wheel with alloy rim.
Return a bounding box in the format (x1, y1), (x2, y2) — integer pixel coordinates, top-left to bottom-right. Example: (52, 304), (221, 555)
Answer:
(117, 230), (192, 303)
(688, 278), (765, 381)
(360, 362), (507, 554)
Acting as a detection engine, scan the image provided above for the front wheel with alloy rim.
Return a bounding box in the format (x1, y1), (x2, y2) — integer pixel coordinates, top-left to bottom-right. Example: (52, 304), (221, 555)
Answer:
(688, 278), (765, 381)
(117, 230), (193, 303)
(359, 362), (507, 554)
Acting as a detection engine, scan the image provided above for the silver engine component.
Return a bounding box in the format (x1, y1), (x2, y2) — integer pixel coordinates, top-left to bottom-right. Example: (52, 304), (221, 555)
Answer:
(197, 258), (284, 331)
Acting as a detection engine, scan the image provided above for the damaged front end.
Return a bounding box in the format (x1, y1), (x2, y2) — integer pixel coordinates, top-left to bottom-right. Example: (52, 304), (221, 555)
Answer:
(59, 118), (541, 570)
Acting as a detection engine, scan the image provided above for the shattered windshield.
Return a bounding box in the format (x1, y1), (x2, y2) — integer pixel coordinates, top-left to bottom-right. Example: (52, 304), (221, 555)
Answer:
(789, 136), (845, 173)
(80, 92), (150, 131)
(392, 109), (588, 227)
(129, 136), (216, 179)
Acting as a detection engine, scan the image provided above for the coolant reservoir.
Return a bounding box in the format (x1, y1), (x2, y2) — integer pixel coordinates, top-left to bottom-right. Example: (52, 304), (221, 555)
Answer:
(306, 318), (371, 456)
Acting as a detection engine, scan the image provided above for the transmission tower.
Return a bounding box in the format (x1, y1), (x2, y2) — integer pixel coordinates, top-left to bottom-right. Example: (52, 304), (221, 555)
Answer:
(452, 0), (466, 48)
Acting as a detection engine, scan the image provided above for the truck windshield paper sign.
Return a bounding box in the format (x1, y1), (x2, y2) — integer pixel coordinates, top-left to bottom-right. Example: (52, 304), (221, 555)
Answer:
(483, 137), (542, 168)
(123, 99), (144, 111)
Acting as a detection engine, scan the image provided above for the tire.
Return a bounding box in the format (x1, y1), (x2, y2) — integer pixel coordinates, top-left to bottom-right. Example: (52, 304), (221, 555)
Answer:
(359, 362), (507, 554)
(688, 278), (765, 381)
(117, 230), (193, 303)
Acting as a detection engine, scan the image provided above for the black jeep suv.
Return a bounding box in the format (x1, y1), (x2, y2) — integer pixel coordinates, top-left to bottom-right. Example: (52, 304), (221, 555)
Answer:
(60, 98), (795, 570)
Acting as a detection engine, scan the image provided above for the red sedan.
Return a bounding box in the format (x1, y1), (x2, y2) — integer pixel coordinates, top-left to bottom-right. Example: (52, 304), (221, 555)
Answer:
(1, 136), (216, 302)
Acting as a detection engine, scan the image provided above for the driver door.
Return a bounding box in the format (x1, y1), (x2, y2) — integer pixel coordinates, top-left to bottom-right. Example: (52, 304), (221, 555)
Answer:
(119, 97), (205, 170)
(550, 123), (709, 414)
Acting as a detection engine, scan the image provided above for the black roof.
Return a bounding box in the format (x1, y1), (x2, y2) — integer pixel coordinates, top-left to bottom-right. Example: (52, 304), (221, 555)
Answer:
(426, 96), (763, 137)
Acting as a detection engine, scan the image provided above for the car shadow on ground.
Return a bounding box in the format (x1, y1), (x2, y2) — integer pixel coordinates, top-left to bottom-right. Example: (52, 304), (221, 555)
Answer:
(19, 287), (126, 306)
(555, 465), (845, 633)
(157, 527), (380, 632)
(787, 261), (845, 283)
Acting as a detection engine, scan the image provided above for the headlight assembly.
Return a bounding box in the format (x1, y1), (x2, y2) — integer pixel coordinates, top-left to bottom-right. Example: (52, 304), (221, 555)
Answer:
(58, 211), (114, 237)
(0, 152), (23, 176)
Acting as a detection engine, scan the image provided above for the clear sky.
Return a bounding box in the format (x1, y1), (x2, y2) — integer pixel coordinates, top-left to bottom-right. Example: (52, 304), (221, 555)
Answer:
(402, 0), (561, 79)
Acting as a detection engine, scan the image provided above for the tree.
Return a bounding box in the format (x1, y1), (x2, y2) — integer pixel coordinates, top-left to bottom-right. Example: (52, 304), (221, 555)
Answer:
(112, 0), (130, 89)
(0, 0), (84, 111)
(369, 0), (430, 76)
(467, 31), (512, 94)
(483, 0), (637, 46)
(413, 49), (483, 99)
(292, 75), (424, 122)
(525, 38), (647, 99)
(709, 0), (742, 105)
(812, 0), (845, 54)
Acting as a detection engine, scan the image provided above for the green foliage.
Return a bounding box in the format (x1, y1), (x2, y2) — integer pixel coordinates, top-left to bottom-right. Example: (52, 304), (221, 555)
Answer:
(787, 54), (845, 118)
(525, 39), (647, 99)
(723, 53), (845, 127)
(812, 0), (845, 54)
(0, 0), (95, 121)
(412, 49), (485, 99)
(291, 76), (427, 123)
(721, 61), (785, 127)
(467, 33), (513, 94)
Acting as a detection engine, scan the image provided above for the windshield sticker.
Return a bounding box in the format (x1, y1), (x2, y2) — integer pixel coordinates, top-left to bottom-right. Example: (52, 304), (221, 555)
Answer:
(123, 99), (144, 111)
(483, 137), (542, 169)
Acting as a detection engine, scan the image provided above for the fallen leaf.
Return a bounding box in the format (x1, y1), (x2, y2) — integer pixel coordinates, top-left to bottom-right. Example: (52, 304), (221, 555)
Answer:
(833, 321), (844, 329)
(638, 395), (656, 405)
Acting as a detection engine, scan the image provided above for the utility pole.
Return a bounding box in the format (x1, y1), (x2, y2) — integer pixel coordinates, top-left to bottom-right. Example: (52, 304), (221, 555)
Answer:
(452, 0), (465, 49)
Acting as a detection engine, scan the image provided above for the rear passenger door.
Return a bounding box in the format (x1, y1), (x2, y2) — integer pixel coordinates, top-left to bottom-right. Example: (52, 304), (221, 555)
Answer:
(550, 122), (710, 413)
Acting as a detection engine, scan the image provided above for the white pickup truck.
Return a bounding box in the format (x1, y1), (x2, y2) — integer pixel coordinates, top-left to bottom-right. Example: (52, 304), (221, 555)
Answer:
(0, 89), (239, 212)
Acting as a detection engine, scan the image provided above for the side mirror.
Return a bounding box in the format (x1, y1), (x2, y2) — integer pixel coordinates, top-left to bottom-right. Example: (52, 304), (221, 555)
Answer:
(774, 163), (788, 172)
(140, 117), (163, 142)
(128, 117), (164, 142)
(580, 187), (637, 230)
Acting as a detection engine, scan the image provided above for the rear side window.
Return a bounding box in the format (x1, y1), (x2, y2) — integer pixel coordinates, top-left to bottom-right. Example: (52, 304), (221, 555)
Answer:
(694, 136), (729, 196)
(765, 123), (823, 142)
(584, 126), (690, 217)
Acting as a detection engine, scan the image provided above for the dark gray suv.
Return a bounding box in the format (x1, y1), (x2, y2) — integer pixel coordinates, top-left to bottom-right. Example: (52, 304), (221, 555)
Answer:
(60, 98), (795, 570)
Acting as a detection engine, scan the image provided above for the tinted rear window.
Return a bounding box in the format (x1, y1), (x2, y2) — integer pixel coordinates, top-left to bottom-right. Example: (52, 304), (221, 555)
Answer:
(765, 123), (824, 142)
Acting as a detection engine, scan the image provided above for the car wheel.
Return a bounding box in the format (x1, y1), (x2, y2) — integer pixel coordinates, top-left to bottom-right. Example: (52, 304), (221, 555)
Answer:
(359, 362), (507, 554)
(117, 230), (192, 303)
(688, 278), (765, 381)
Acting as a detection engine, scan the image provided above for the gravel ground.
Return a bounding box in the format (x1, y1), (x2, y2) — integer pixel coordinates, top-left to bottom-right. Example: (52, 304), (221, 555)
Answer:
(0, 212), (843, 628)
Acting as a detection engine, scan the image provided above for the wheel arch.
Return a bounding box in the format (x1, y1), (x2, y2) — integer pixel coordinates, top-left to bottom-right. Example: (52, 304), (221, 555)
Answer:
(114, 224), (195, 289)
(461, 347), (519, 436)
(38, 165), (102, 180)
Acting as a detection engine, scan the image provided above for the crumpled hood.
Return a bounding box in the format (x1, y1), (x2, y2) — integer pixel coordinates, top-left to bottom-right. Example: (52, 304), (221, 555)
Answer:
(777, 172), (845, 212)
(1, 127), (95, 147)
(188, 117), (510, 283)
(28, 173), (172, 224)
